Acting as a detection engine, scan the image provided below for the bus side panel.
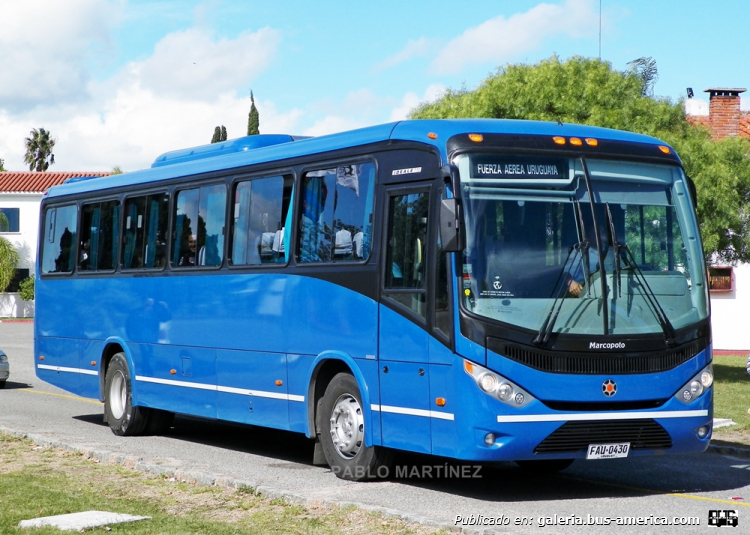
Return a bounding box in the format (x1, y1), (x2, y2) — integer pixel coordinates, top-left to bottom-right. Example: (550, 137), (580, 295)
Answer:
(216, 349), (289, 431)
(132, 343), (217, 419)
(78, 338), (103, 399)
(35, 336), (80, 395)
(286, 354), (311, 434)
(428, 339), (458, 457)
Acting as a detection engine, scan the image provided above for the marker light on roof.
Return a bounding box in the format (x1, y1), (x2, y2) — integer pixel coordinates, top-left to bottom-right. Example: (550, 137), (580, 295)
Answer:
(552, 136), (566, 145)
(570, 137), (583, 146)
(427, 132), (438, 140)
(585, 138), (598, 146)
(468, 134), (483, 142)
(658, 145), (671, 154)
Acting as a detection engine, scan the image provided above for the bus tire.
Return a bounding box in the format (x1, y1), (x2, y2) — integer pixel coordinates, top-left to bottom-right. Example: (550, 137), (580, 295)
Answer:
(319, 372), (392, 481)
(515, 459), (574, 473)
(104, 352), (149, 436)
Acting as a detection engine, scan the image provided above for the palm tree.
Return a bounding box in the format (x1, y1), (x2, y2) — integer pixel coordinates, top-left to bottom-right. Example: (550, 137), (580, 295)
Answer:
(24, 128), (56, 172)
(0, 236), (20, 293)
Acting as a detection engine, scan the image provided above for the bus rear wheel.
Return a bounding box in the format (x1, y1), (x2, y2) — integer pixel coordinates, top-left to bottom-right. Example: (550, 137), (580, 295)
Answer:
(104, 352), (149, 436)
(319, 372), (392, 481)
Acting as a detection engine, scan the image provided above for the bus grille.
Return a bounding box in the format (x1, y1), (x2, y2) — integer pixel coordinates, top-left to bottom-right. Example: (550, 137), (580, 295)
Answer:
(534, 419), (672, 454)
(502, 343), (699, 375)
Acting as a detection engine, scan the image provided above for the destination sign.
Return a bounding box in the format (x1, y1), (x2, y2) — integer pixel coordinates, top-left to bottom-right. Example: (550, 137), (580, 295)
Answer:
(471, 156), (569, 180)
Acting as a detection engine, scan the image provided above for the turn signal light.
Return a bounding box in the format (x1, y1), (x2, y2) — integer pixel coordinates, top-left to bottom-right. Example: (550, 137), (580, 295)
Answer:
(435, 398), (446, 407)
(170, 369), (176, 375)
(90, 361), (96, 366)
(275, 380), (283, 386)
(427, 132), (438, 140)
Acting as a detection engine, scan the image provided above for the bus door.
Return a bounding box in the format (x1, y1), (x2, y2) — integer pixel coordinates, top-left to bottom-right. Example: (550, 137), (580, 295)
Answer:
(378, 183), (433, 453)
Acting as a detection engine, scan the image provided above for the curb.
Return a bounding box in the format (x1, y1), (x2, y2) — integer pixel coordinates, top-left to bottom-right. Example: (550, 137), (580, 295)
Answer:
(0, 426), (504, 535)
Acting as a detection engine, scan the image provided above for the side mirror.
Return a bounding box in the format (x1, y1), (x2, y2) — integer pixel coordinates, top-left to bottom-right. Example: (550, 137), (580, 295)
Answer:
(440, 198), (463, 252)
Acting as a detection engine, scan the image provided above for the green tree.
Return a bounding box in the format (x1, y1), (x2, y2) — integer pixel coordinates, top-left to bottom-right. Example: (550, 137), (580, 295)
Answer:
(19, 277), (34, 301)
(24, 128), (56, 171)
(0, 236), (20, 293)
(410, 55), (750, 264)
(0, 158), (6, 172)
(210, 125), (228, 143)
(247, 91), (260, 136)
(111, 166), (124, 175)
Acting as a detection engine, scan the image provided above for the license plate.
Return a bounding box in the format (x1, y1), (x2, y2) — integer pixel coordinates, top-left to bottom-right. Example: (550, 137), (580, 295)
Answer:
(586, 442), (630, 459)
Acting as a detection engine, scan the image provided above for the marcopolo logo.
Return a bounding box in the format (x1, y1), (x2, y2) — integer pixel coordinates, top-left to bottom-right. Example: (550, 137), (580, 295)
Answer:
(589, 342), (626, 350)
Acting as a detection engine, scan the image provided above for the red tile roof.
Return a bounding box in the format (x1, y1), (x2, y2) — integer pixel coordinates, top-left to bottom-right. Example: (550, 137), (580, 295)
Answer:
(0, 171), (111, 193)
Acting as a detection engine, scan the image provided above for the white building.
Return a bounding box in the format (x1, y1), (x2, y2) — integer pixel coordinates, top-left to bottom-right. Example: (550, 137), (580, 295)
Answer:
(0, 172), (109, 318)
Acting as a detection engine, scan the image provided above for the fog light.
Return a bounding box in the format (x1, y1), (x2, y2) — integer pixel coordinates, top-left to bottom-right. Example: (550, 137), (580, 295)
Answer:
(689, 380), (704, 397)
(682, 389), (692, 402)
(484, 433), (496, 446)
(478, 373), (498, 393)
(497, 383), (513, 401)
(697, 426), (709, 439)
(514, 393), (525, 405)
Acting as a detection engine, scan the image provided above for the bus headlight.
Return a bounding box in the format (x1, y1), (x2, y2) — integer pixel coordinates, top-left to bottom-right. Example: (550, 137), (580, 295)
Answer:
(478, 373), (498, 393)
(464, 360), (534, 408)
(676, 364), (712, 404)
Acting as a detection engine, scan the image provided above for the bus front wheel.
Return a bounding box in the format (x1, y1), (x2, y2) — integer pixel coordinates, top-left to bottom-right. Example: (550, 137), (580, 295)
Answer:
(319, 372), (392, 481)
(104, 352), (149, 436)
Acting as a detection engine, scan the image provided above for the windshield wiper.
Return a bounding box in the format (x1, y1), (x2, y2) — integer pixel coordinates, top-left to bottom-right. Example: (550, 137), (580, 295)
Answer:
(575, 199), (592, 292)
(620, 246), (677, 346)
(604, 203), (622, 298)
(533, 244), (584, 346)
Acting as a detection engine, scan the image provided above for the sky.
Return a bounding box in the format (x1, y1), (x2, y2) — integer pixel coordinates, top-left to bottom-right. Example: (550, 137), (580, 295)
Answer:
(1, 0), (749, 173)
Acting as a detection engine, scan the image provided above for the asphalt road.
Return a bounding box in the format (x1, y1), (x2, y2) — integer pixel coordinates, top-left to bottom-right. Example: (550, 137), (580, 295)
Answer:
(1, 321), (748, 534)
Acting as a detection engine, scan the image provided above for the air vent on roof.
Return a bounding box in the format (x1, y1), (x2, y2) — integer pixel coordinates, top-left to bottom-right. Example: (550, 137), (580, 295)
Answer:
(151, 134), (310, 168)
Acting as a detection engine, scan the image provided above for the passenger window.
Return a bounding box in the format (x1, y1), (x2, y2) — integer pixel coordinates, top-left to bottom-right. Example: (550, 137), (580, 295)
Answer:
(231, 175), (291, 265)
(122, 194), (169, 269)
(80, 200), (120, 271)
(297, 162), (375, 263)
(172, 185), (226, 268)
(41, 205), (78, 274)
(383, 190), (430, 318)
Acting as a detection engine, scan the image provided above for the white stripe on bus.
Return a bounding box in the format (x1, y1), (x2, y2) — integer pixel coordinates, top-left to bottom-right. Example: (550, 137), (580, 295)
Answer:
(371, 404), (454, 421)
(496, 410), (708, 423)
(37, 364), (98, 376)
(135, 375), (304, 402)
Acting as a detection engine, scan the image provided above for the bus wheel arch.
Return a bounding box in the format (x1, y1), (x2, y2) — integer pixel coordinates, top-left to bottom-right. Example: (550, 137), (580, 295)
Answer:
(100, 342), (126, 401)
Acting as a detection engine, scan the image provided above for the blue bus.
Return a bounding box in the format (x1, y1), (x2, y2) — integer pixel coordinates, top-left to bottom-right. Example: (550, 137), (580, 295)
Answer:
(35, 119), (712, 479)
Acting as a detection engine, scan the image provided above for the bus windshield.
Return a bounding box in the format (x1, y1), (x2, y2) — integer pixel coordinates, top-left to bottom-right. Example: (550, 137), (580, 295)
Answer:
(456, 154), (708, 336)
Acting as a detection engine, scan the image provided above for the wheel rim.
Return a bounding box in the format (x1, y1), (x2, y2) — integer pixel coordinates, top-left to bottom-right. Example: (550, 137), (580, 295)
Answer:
(329, 393), (364, 459)
(109, 370), (127, 420)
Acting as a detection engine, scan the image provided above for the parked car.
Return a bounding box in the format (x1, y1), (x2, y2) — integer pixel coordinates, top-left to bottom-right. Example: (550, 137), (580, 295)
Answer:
(0, 349), (8, 388)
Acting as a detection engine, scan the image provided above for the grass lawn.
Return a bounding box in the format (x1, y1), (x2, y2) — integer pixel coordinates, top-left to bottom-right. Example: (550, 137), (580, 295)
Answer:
(711, 354), (750, 444)
(0, 434), (444, 535)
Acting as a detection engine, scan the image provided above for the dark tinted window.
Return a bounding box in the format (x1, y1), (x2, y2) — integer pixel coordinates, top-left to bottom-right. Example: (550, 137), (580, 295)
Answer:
(297, 162), (375, 263)
(41, 205), (77, 274)
(172, 184), (226, 268)
(122, 194), (169, 269)
(80, 200), (120, 271)
(231, 175), (291, 265)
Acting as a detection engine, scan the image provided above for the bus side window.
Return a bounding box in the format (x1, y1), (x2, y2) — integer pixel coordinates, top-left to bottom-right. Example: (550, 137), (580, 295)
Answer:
(41, 205), (78, 274)
(80, 200), (119, 271)
(172, 185), (226, 268)
(122, 194), (168, 270)
(231, 175), (286, 266)
(297, 162), (375, 264)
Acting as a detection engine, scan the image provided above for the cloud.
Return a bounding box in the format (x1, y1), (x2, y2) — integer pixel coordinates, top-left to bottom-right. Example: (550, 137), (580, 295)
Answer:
(431, 0), (599, 74)
(389, 84), (447, 121)
(0, 0), (121, 112)
(127, 26), (281, 101)
(372, 37), (436, 73)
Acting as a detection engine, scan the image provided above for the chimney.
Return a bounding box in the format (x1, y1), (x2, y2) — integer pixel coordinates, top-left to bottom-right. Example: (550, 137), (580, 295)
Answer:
(705, 88), (746, 140)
